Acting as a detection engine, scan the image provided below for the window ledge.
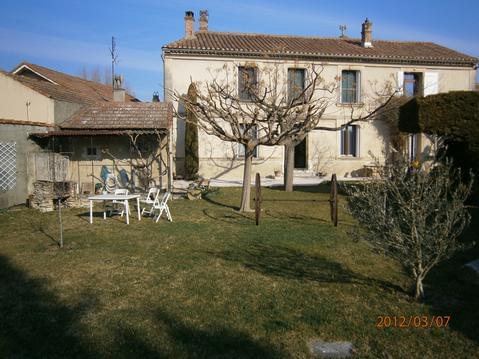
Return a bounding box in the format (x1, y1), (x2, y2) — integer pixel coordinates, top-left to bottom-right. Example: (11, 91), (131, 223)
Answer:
(337, 156), (362, 160)
(336, 102), (364, 107)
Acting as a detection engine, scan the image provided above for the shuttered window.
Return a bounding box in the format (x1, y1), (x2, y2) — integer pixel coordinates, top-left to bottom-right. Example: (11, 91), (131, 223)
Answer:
(341, 70), (359, 103)
(404, 72), (423, 97)
(237, 124), (258, 158)
(238, 66), (257, 101)
(340, 125), (359, 157)
(288, 68), (306, 102)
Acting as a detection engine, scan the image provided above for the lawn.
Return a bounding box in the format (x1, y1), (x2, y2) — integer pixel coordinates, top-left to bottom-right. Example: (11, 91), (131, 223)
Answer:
(0, 185), (477, 358)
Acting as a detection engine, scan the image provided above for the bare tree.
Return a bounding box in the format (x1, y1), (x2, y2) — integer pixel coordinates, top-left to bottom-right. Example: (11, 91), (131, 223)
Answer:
(175, 64), (336, 212)
(346, 155), (473, 300)
(102, 131), (168, 191)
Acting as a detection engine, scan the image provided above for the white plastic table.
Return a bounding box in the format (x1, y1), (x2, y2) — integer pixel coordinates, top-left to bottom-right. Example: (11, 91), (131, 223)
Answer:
(88, 194), (141, 224)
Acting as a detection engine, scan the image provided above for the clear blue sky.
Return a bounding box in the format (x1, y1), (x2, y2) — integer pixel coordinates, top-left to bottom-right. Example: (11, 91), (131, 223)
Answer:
(1, 0), (478, 101)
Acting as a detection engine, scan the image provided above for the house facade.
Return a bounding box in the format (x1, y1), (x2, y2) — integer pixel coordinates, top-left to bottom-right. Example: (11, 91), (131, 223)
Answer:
(163, 11), (478, 180)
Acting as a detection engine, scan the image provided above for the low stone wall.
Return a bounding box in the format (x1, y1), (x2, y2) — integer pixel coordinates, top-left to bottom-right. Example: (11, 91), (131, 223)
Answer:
(31, 180), (77, 212)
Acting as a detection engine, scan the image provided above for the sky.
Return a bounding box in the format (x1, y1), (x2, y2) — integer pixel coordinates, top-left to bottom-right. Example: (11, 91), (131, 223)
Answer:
(1, 0), (478, 101)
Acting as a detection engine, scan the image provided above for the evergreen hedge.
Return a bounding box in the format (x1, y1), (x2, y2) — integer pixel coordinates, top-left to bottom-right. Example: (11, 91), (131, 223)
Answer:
(399, 91), (479, 195)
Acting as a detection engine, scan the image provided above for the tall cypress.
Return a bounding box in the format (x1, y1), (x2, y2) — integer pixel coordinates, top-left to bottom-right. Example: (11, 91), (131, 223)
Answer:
(184, 83), (199, 180)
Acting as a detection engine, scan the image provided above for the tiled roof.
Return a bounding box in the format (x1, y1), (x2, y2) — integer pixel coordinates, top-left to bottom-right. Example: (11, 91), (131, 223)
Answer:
(31, 130), (165, 137)
(10, 62), (139, 104)
(163, 32), (478, 67)
(60, 102), (172, 130)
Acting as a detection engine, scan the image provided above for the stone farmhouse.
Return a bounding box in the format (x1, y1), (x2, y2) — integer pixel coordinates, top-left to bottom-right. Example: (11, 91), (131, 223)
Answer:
(163, 10), (478, 180)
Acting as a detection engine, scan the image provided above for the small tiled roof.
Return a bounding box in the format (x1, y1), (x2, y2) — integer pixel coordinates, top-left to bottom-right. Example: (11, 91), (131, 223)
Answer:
(60, 102), (172, 130)
(10, 62), (139, 104)
(163, 32), (478, 67)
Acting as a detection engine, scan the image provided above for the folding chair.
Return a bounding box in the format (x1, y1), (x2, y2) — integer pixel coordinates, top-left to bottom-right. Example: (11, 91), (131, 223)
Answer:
(153, 191), (172, 223)
(140, 187), (160, 217)
(107, 188), (130, 217)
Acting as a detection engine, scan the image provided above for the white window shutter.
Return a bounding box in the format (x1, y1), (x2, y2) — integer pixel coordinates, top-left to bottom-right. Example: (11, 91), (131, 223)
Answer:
(396, 71), (404, 95)
(356, 125), (360, 157)
(424, 72), (439, 96)
(357, 71), (361, 102)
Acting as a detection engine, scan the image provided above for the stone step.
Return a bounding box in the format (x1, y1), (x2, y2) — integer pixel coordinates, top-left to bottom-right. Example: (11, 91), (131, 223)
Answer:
(293, 169), (316, 178)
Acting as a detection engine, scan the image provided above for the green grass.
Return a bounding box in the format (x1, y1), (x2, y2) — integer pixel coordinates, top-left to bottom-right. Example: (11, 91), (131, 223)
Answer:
(0, 185), (477, 358)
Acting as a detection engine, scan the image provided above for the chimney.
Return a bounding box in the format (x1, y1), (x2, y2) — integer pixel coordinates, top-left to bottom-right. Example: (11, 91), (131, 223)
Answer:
(184, 11), (195, 39)
(113, 75), (125, 102)
(152, 91), (160, 102)
(199, 10), (208, 32)
(361, 18), (373, 48)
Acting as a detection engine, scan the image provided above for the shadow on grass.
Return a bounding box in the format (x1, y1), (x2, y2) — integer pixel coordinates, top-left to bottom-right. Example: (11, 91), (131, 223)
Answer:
(25, 217), (62, 247)
(157, 309), (282, 358)
(212, 243), (405, 294)
(0, 254), (95, 358)
(108, 309), (283, 358)
(425, 209), (479, 344)
(202, 209), (253, 224)
(0, 254), (284, 358)
(203, 192), (239, 211)
(264, 209), (330, 224)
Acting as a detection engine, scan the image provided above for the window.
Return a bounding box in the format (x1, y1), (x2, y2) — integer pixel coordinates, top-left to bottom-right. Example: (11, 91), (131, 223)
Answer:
(407, 134), (420, 161)
(238, 66), (257, 101)
(86, 147), (98, 157)
(0, 142), (16, 192)
(237, 124), (258, 158)
(288, 68), (306, 102)
(404, 73), (423, 97)
(341, 70), (360, 103)
(340, 125), (359, 157)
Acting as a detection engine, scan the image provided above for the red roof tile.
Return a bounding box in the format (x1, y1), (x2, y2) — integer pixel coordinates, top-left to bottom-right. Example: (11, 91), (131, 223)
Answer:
(163, 32), (478, 67)
(60, 102), (172, 130)
(10, 62), (139, 104)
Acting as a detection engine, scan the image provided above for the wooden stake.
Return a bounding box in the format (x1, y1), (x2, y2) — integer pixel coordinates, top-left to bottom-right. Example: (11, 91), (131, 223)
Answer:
(329, 174), (338, 227)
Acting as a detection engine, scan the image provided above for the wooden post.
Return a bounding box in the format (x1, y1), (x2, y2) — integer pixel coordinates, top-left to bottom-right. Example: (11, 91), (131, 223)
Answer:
(329, 174), (338, 227)
(255, 173), (262, 226)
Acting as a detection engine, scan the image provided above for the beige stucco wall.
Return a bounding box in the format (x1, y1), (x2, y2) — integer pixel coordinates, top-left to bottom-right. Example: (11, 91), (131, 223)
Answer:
(50, 136), (169, 193)
(0, 72), (54, 124)
(164, 54), (476, 179)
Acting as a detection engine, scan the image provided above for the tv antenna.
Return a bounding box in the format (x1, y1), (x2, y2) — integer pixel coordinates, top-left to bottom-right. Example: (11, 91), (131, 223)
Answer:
(109, 36), (119, 88)
(339, 25), (347, 38)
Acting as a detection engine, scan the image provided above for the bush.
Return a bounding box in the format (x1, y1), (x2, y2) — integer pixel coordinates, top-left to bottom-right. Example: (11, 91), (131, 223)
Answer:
(399, 91), (479, 196)
(346, 157), (473, 300)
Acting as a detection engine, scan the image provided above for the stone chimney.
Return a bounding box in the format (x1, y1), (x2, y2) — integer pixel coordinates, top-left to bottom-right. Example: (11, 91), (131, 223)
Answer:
(184, 11), (195, 39)
(113, 75), (125, 102)
(361, 18), (373, 48)
(199, 10), (208, 32)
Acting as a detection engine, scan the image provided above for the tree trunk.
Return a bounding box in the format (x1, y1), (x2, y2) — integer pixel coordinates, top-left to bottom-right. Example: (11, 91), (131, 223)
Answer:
(239, 149), (254, 212)
(414, 275), (425, 300)
(284, 143), (294, 192)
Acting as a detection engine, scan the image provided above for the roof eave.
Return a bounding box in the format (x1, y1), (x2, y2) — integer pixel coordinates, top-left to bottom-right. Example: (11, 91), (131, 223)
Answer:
(163, 48), (478, 68)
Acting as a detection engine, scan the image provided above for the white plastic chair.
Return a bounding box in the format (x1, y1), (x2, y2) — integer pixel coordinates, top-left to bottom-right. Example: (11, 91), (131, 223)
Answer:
(110, 188), (130, 217)
(140, 187), (160, 217)
(153, 191), (172, 223)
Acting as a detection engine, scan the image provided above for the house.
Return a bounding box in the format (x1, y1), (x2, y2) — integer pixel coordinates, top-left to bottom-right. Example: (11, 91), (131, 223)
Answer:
(31, 91), (173, 196)
(0, 62), (171, 208)
(162, 11), (478, 180)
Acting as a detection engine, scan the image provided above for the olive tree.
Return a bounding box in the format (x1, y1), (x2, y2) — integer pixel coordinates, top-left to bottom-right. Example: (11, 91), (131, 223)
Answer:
(346, 156), (473, 300)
